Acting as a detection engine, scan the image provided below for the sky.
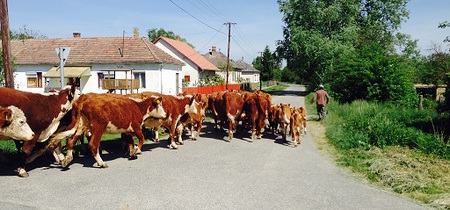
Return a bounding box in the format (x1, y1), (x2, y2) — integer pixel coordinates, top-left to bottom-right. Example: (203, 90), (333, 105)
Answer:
(6, 0), (450, 64)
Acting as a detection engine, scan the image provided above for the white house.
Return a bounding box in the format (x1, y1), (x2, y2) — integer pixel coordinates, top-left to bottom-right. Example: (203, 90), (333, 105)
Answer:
(202, 46), (260, 87)
(153, 37), (219, 87)
(8, 32), (185, 95)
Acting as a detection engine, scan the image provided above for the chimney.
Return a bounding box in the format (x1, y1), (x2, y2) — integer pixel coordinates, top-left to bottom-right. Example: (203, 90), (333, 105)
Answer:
(133, 27), (139, 38)
(73, 32), (81, 38)
(175, 36), (180, 41)
(211, 46), (216, 52)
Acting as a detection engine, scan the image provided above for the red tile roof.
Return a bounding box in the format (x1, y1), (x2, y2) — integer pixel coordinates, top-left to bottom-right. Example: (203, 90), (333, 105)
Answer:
(154, 37), (219, 71)
(6, 37), (184, 66)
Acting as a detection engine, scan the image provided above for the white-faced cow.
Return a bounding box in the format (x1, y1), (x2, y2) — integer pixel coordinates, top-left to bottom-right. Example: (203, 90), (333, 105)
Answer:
(278, 103), (291, 141)
(132, 92), (198, 149)
(52, 93), (166, 168)
(0, 105), (34, 141)
(0, 86), (79, 177)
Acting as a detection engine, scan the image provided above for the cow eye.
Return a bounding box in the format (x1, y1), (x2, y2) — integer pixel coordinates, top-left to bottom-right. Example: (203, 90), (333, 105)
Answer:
(20, 120), (25, 125)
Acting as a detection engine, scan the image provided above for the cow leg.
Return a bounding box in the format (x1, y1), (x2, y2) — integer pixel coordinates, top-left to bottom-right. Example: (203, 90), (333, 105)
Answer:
(228, 119), (233, 141)
(176, 124), (184, 145)
(134, 128), (145, 155)
(153, 127), (160, 142)
(190, 123), (196, 140)
(168, 124), (178, 149)
(15, 139), (36, 177)
(89, 133), (108, 168)
(123, 134), (138, 159)
(52, 146), (65, 164)
(251, 119), (256, 142)
(194, 120), (202, 140)
(61, 133), (80, 168)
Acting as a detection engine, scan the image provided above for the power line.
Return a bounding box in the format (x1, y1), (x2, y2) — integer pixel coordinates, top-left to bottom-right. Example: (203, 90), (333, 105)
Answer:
(169, 0), (225, 35)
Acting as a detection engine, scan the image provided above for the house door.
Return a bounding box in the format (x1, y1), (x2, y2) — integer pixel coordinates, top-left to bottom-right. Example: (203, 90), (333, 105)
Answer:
(176, 73), (180, 95)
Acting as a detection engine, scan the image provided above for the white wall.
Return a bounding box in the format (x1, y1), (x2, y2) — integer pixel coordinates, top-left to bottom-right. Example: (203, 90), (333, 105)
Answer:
(154, 40), (199, 87)
(12, 63), (182, 95)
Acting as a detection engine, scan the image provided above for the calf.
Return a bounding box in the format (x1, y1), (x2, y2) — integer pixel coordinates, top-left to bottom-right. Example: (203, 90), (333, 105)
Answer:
(268, 104), (281, 134)
(53, 93), (166, 168)
(290, 108), (304, 147)
(0, 86), (79, 177)
(0, 105), (34, 141)
(298, 107), (307, 135)
(278, 103), (291, 141)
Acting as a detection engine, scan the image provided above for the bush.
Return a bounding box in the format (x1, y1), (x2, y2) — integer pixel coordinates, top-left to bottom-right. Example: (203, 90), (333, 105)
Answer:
(324, 99), (450, 160)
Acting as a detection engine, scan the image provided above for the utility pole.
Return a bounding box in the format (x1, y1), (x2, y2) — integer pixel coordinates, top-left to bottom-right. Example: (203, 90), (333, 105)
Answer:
(224, 22), (236, 90)
(258, 51), (263, 90)
(0, 0), (13, 88)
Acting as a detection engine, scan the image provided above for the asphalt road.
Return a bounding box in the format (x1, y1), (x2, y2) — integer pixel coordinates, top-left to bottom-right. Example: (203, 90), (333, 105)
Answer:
(0, 84), (431, 210)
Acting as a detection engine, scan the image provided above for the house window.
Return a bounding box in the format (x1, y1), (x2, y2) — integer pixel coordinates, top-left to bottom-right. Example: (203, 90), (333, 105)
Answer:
(27, 72), (42, 88)
(98, 72), (115, 88)
(184, 75), (191, 82)
(134, 72), (146, 88)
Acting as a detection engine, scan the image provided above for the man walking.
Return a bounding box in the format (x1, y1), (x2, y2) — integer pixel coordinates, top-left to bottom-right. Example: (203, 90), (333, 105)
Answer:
(311, 84), (330, 120)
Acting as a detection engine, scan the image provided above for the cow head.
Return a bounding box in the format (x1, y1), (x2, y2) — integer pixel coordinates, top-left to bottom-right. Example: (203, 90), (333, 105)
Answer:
(0, 106), (35, 141)
(147, 96), (166, 119)
(279, 103), (291, 124)
(185, 97), (198, 114)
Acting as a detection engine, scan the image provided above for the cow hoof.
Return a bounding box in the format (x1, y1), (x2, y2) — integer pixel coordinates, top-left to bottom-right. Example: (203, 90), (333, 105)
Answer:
(169, 144), (178, 149)
(134, 145), (142, 155)
(18, 168), (29, 178)
(100, 163), (109, 168)
(153, 139), (159, 142)
(179, 140), (184, 145)
(129, 155), (138, 160)
(61, 157), (73, 168)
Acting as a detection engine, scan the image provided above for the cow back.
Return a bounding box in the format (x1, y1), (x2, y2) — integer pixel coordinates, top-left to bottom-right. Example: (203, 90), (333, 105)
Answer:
(0, 86), (78, 141)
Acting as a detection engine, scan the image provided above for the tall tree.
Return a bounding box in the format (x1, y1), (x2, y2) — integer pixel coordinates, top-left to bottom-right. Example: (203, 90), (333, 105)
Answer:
(277, 0), (413, 103)
(147, 28), (194, 48)
(253, 46), (279, 81)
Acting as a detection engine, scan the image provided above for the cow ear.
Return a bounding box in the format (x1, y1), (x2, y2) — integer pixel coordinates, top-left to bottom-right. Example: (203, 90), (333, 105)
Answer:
(2, 109), (12, 122)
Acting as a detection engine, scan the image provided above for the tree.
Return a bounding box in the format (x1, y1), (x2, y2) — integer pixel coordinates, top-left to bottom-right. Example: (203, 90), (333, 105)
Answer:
(147, 28), (194, 48)
(277, 0), (413, 103)
(0, 26), (46, 86)
(252, 46), (280, 81)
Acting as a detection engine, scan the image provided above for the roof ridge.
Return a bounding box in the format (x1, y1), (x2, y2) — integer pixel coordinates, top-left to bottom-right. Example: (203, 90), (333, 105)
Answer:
(140, 37), (160, 62)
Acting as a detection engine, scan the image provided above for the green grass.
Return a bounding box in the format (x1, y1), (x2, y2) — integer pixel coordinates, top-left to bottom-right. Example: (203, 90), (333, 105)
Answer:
(305, 93), (450, 209)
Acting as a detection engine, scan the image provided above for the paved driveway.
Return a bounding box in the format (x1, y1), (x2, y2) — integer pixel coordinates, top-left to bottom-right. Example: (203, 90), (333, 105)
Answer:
(0, 84), (431, 209)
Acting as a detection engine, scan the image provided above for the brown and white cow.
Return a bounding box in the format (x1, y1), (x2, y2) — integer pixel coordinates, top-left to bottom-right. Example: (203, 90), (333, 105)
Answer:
(215, 91), (245, 141)
(242, 92), (266, 141)
(278, 103), (291, 141)
(176, 99), (204, 141)
(209, 91), (225, 129)
(268, 104), (281, 134)
(0, 105), (34, 141)
(133, 92), (198, 149)
(290, 108), (304, 147)
(298, 106), (307, 135)
(0, 86), (79, 177)
(53, 93), (166, 168)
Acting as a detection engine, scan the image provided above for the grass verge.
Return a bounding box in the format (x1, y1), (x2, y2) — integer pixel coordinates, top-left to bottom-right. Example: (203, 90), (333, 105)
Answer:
(306, 94), (450, 209)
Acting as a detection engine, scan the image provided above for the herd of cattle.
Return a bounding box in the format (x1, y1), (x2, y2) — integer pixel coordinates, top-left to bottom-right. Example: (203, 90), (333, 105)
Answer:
(0, 86), (307, 177)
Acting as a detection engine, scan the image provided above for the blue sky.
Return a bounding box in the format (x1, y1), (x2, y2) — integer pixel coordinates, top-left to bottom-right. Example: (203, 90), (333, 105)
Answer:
(7, 0), (450, 64)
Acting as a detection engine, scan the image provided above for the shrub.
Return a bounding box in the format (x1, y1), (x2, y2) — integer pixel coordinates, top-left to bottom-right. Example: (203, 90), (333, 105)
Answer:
(324, 99), (450, 160)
